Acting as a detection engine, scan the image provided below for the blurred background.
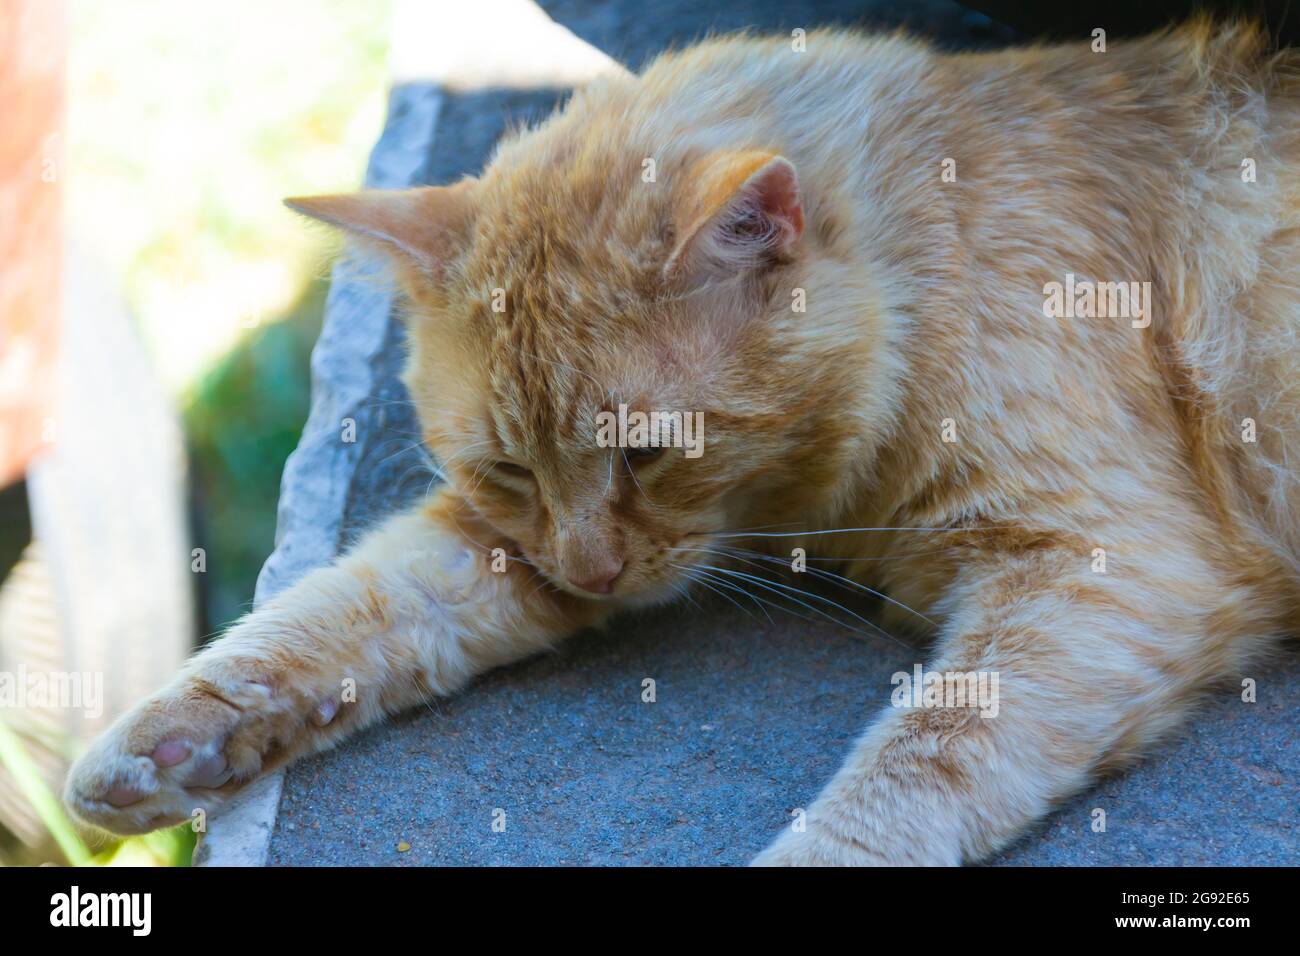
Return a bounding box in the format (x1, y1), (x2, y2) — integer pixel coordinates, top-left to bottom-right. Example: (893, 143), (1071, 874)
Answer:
(0, 0), (393, 866)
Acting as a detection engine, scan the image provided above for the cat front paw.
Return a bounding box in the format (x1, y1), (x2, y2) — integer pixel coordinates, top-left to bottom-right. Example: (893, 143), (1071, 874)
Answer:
(64, 654), (342, 835)
(752, 824), (891, 867)
(748, 832), (878, 868)
(752, 806), (963, 866)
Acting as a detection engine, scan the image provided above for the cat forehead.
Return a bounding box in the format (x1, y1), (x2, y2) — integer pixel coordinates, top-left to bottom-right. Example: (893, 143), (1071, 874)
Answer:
(478, 329), (684, 451)
(486, 340), (664, 409)
(460, 272), (650, 317)
(460, 159), (672, 299)
(460, 229), (669, 315)
(450, 239), (674, 360)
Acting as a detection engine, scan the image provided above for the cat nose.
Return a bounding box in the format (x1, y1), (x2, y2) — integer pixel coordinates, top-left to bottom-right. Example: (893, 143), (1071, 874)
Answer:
(569, 559), (625, 595)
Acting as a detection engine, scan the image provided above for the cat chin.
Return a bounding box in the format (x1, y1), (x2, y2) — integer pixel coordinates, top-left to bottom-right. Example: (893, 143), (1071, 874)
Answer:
(610, 580), (691, 612)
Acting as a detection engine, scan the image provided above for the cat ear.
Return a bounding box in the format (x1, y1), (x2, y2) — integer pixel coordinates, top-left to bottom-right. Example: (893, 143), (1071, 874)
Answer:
(284, 183), (476, 279)
(664, 151), (803, 282)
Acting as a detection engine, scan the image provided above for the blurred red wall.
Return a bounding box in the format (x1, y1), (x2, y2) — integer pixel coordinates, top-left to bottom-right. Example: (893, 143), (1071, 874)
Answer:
(0, 0), (65, 488)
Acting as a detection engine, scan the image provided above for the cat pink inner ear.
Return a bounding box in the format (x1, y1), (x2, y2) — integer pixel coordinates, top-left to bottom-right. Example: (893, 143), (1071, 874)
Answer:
(284, 183), (475, 277)
(665, 152), (804, 280)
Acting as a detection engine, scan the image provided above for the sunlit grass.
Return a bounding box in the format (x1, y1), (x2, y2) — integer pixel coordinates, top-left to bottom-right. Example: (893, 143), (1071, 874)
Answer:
(0, 717), (194, 866)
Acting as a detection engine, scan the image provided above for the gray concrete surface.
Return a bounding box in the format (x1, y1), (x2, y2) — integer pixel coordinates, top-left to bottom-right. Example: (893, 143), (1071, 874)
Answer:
(267, 595), (1300, 866)
(252, 0), (1299, 866)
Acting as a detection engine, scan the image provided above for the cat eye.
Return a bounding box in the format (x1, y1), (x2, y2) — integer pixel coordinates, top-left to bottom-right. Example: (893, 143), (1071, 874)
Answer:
(492, 460), (533, 479)
(624, 446), (665, 465)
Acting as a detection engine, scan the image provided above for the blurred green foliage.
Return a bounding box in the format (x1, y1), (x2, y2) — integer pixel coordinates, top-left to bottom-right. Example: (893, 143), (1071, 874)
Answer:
(185, 283), (327, 634)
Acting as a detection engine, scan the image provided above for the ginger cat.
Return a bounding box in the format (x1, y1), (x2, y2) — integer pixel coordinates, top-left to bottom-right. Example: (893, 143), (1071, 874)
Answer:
(66, 19), (1300, 865)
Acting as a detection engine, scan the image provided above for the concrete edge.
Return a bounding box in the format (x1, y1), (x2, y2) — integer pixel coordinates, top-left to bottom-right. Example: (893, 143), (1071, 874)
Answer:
(192, 83), (443, 866)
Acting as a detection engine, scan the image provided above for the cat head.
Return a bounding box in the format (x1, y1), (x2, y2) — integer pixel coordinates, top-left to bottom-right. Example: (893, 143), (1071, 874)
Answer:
(288, 114), (880, 604)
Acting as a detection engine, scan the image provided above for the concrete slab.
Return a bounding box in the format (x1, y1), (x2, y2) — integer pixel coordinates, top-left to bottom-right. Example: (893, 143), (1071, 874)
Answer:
(267, 595), (1299, 866)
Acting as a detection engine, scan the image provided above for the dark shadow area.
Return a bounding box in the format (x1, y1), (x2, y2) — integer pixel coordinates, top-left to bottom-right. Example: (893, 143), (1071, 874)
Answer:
(962, 0), (1300, 45)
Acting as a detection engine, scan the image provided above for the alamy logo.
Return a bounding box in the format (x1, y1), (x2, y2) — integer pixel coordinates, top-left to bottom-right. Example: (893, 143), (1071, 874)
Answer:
(1042, 273), (1151, 328)
(0, 664), (103, 718)
(594, 403), (705, 458)
(50, 886), (151, 936)
(891, 664), (1000, 718)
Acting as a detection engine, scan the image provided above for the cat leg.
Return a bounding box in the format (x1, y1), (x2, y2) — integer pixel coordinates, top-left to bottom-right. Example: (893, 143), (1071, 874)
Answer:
(752, 546), (1266, 866)
(64, 488), (606, 835)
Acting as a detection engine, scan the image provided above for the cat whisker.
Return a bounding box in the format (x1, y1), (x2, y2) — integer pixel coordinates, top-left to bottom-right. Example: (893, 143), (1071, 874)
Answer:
(389, 444), (440, 487)
(677, 544), (916, 641)
(669, 563), (759, 620)
(671, 577), (705, 613)
(691, 566), (779, 624)
(526, 571), (560, 602)
(683, 542), (963, 563)
(360, 397), (418, 411)
(690, 565), (848, 633)
(422, 471), (445, 501)
(458, 447), (508, 499)
(702, 521), (804, 534)
(673, 551), (810, 625)
(802, 548), (962, 563)
(692, 563), (907, 648)
(707, 526), (969, 539)
(708, 544), (937, 628)
(393, 460), (436, 491)
(433, 441), (495, 474)
(464, 462), (496, 498)
(620, 447), (651, 504)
